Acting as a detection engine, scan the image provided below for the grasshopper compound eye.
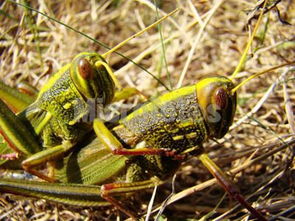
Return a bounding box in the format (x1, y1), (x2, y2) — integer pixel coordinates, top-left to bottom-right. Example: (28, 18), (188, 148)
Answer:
(78, 58), (94, 80)
(214, 88), (228, 110)
(70, 53), (98, 98)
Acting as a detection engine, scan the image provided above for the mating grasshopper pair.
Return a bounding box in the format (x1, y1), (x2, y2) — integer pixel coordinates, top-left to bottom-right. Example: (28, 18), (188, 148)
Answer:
(0, 7), (179, 180)
(0, 0), (294, 220)
(0, 70), (266, 220)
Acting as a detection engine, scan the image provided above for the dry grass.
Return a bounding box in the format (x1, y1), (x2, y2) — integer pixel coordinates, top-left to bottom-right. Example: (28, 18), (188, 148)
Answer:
(0, 0), (294, 220)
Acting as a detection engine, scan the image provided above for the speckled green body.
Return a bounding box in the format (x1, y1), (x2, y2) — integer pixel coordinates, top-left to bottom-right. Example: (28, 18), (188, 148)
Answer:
(21, 52), (116, 148)
(32, 70), (88, 147)
(113, 85), (207, 181)
(120, 85), (207, 153)
(37, 70), (88, 126)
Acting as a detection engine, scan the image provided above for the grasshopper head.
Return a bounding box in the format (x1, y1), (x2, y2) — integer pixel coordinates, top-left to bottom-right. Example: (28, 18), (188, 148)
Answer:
(196, 76), (237, 139)
(70, 52), (115, 105)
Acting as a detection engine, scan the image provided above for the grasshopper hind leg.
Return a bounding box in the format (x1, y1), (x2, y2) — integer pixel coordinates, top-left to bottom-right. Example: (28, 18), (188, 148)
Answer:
(198, 153), (267, 221)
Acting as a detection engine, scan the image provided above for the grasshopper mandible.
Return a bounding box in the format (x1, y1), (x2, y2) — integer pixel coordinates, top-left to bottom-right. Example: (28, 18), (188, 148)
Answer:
(0, 9), (179, 182)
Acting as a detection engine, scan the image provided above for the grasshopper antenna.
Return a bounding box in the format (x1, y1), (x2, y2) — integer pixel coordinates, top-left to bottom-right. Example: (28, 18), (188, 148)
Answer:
(226, 0), (294, 94)
(8, 0), (178, 91)
(231, 61), (295, 94)
(229, 0), (268, 80)
(101, 8), (179, 58)
(97, 8), (179, 91)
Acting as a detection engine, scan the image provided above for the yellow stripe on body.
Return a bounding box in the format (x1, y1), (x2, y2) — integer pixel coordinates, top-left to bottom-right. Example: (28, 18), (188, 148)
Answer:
(172, 135), (184, 141)
(123, 85), (196, 122)
(185, 132), (197, 139)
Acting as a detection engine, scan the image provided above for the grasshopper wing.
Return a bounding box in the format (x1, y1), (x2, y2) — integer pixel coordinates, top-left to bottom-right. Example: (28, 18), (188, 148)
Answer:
(54, 134), (128, 185)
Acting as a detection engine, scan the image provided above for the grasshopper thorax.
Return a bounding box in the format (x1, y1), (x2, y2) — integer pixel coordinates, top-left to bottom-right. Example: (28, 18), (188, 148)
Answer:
(70, 52), (115, 105)
(196, 76), (237, 139)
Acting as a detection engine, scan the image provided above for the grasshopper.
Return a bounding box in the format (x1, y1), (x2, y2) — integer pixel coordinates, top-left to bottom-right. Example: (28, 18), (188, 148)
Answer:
(1, 0), (294, 220)
(2, 69), (293, 219)
(0, 9), (179, 182)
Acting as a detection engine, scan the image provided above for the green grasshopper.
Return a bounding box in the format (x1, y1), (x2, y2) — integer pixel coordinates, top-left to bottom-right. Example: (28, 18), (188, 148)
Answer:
(2, 71), (285, 220)
(0, 9), (178, 182)
(1, 1), (293, 220)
